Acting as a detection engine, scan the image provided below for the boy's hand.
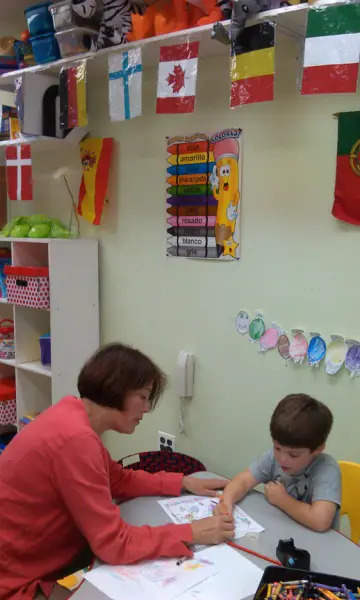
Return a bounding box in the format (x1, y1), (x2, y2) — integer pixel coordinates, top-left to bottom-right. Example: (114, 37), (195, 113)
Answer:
(264, 481), (288, 507)
(212, 497), (233, 517)
(182, 476), (226, 497)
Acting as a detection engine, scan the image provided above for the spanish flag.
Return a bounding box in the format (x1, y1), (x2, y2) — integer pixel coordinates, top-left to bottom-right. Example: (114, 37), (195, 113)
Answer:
(77, 138), (114, 225)
(230, 22), (275, 107)
(59, 61), (88, 130)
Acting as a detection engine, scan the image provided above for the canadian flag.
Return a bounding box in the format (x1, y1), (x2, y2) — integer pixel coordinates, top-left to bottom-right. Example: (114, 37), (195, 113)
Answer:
(156, 42), (199, 114)
(5, 144), (33, 201)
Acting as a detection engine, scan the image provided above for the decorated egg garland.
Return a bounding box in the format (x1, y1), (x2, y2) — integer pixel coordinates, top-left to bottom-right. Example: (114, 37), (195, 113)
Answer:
(236, 310), (360, 377)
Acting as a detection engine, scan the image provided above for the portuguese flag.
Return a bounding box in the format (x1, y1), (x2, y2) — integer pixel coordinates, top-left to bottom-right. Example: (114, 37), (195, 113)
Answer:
(332, 112), (360, 225)
(230, 22), (275, 107)
(301, 4), (360, 95)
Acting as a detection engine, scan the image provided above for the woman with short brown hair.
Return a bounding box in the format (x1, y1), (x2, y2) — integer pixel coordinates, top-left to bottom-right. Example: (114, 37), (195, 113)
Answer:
(0, 343), (234, 600)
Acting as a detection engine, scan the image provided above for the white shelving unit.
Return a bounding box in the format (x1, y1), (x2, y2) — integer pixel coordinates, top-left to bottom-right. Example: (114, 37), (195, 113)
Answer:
(0, 237), (99, 427)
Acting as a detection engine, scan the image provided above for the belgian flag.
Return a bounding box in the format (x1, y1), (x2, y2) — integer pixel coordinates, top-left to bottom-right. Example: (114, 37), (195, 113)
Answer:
(230, 22), (275, 107)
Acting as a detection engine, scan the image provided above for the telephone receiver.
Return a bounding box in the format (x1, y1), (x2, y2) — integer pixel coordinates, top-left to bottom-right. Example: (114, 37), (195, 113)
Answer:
(176, 351), (195, 434)
(176, 350), (195, 398)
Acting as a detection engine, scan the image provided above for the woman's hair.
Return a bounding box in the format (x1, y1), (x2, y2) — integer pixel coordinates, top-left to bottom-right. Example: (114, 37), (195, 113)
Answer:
(78, 343), (166, 410)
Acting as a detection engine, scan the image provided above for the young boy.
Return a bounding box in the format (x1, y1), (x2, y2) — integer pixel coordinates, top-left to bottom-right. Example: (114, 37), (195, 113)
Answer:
(216, 394), (341, 532)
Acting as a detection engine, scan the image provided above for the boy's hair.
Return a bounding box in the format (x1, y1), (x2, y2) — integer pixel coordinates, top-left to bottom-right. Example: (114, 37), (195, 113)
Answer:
(78, 343), (166, 411)
(270, 394), (333, 451)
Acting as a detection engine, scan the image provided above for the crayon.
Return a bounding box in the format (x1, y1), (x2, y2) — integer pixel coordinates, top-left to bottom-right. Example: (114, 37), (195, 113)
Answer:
(167, 226), (215, 237)
(272, 583), (282, 600)
(167, 151), (214, 166)
(167, 141), (213, 155)
(167, 173), (210, 186)
(176, 556), (188, 566)
(167, 163), (215, 176)
(167, 246), (218, 258)
(167, 216), (216, 227)
(167, 205), (217, 216)
(167, 184), (212, 197)
(167, 196), (217, 206)
(167, 236), (216, 248)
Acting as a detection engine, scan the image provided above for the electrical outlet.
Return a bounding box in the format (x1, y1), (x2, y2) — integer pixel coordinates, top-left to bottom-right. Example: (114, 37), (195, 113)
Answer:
(158, 431), (176, 453)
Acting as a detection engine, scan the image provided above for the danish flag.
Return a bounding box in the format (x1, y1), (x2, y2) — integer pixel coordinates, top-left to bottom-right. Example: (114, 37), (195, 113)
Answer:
(5, 144), (33, 201)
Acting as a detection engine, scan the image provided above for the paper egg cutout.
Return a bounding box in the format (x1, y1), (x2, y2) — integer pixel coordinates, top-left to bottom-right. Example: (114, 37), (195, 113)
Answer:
(289, 331), (308, 364)
(325, 337), (346, 375)
(249, 317), (265, 341)
(236, 311), (250, 335)
(307, 336), (326, 367)
(278, 334), (290, 360)
(260, 326), (280, 352)
(345, 344), (360, 377)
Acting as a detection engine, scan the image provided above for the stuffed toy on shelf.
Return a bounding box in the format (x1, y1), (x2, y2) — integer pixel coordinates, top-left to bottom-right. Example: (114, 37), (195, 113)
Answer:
(71, 0), (148, 49)
(129, 0), (231, 42)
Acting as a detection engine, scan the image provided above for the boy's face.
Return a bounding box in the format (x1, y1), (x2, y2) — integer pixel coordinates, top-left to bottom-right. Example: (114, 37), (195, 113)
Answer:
(273, 440), (324, 475)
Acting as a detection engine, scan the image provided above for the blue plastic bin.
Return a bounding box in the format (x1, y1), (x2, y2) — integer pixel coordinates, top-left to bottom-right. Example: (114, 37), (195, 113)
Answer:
(25, 2), (54, 37)
(30, 33), (60, 64)
(39, 334), (51, 366)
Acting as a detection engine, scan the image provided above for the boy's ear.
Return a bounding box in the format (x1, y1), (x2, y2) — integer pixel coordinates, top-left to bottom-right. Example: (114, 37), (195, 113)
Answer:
(312, 443), (325, 455)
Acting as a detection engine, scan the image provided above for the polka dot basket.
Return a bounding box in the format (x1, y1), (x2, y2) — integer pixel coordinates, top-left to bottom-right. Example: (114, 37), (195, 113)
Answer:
(4, 266), (50, 310)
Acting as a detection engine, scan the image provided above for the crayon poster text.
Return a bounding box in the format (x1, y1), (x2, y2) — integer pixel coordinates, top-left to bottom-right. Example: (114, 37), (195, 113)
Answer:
(166, 129), (242, 260)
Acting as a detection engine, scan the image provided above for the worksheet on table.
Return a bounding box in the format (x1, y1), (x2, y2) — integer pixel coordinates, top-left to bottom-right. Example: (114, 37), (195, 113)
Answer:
(158, 496), (264, 538)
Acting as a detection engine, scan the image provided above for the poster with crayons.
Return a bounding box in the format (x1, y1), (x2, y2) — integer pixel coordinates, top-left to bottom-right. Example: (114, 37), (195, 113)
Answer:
(166, 128), (242, 260)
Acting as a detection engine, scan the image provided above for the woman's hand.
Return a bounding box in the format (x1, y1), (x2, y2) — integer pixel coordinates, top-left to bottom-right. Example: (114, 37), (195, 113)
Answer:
(191, 514), (235, 545)
(182, 476), (227, 497)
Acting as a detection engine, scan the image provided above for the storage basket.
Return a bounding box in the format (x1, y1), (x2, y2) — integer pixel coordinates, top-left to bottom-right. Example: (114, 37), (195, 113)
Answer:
(5, 266), (50, 310)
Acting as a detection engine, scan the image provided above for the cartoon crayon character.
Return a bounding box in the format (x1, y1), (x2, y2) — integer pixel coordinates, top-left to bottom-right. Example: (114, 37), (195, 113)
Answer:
(210, 137), (240, 257)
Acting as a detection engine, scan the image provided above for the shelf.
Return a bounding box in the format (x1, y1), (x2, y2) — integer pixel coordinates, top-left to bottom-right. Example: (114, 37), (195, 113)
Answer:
(0, 357), (15, 367)
(0, 136), (65, 150)
(16, 361), (51, 378)
(0, 4), (308, 91)
(0, 237), (51, 244)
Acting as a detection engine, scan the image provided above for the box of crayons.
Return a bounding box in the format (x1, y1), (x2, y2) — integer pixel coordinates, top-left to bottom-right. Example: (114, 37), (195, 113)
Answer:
(254, 567), (360, 600)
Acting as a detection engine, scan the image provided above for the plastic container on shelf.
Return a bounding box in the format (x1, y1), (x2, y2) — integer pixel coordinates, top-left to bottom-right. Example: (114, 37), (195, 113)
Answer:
(30, 32), (60, 64)
(0, 320), (15, 360)
(4, 266), (50, 310)
(39, 333), (51, 366)
(55, 27), (97, 58)
(0, 377), (16, 426)
(0, 249), (11, 299)
(49, 1), (100, 32)
(25, 2), (54, 37)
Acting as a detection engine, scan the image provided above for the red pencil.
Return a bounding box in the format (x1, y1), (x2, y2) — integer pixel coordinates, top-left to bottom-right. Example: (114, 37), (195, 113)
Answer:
(226, 540), (282, 566)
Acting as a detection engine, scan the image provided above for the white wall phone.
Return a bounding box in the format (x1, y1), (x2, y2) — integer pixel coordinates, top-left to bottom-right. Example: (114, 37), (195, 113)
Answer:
(176, 351), (195, 433)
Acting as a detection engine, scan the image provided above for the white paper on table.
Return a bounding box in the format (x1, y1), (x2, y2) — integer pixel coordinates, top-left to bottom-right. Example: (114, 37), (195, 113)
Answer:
(158, 496), (264, 538)
(180, 543), (263, 600)
(84, 548), (218, 600)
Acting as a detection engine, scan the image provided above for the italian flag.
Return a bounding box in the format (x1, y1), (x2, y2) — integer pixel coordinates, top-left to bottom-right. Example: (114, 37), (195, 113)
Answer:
(332, 112), (360, 226)
(301, 4), (360, 95)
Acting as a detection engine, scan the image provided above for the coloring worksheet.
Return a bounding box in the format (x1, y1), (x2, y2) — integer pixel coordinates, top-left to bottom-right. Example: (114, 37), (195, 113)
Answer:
(85, 550), (218, 600)
(158, 496), (264, 538)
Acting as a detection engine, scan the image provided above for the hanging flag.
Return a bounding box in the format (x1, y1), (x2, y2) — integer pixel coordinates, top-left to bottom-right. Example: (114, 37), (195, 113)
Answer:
(78, 138), (114, 226)
(332, 111), (360, 225)
(301, 4), (360, 95)
(109, 48), (142, 122)
(5, 144), (32, 201)
(230, 22), (275, 107)
(156, 42), (199, 114)
(59, 60), (87, 130)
